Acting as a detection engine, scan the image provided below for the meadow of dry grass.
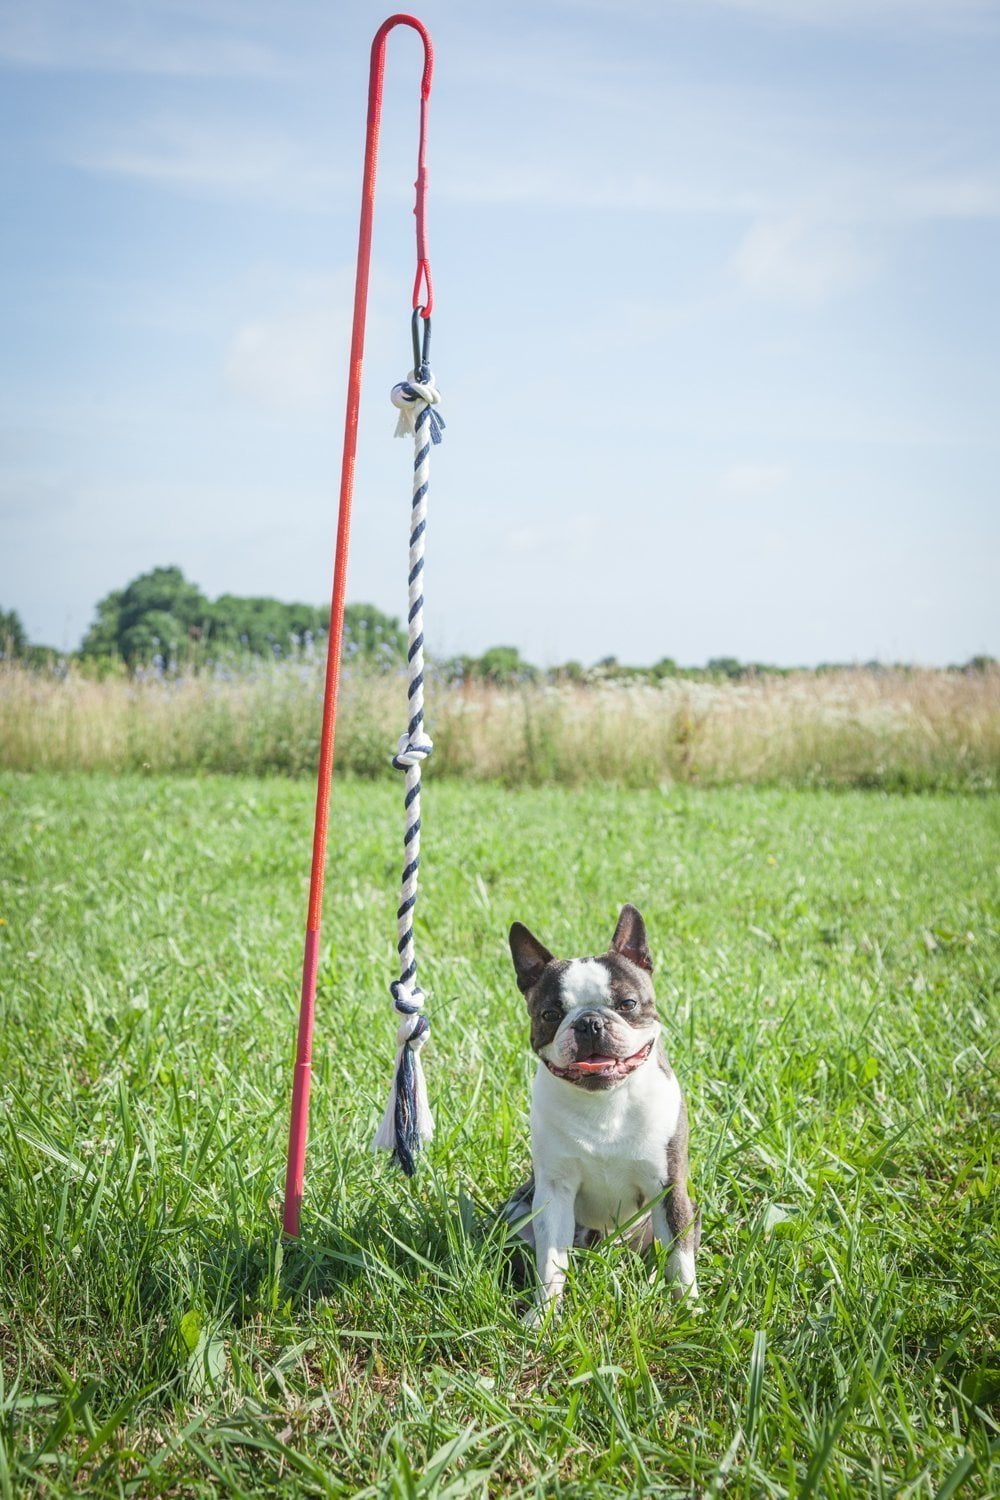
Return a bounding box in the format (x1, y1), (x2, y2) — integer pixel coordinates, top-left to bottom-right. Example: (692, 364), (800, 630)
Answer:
(2, 658), (997, 789)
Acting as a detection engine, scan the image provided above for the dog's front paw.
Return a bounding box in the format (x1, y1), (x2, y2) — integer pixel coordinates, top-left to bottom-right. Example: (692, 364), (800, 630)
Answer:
(666, 1246), (699, 1305)
(670, 1279), (702, 1310)
(522, 1296), (560, 1332)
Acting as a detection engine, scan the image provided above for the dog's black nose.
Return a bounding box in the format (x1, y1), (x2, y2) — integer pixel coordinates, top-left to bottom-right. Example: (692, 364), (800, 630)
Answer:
(573, 1014), (605, 1037)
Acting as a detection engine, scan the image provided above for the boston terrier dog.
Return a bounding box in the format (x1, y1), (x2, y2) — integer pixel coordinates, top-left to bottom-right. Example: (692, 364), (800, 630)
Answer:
(503, 904), (698, 1325)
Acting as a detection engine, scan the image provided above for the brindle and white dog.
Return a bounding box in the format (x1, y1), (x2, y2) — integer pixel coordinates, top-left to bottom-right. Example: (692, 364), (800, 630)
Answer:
(503, 904), (699, 1324)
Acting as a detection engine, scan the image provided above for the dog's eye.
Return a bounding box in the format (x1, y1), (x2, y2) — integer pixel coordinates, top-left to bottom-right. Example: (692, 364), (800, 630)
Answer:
(617, 997), (638, 1011)
(541, 1007), (562, 1023)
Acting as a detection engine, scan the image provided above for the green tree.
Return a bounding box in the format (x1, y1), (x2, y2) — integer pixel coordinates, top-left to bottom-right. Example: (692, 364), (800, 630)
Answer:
(0, 607), (27, 660)
(80, 590), (123, 659)
(474, 646), (538, 685)
(707, 656), (745, 680)
(207, 595), (327, 656)
(551, 659), (586, 683)
(82, 566), (209, 665)
(120, 609), (191, 665)
(341, 603), (405, 665)
(78, 565), (408, 670)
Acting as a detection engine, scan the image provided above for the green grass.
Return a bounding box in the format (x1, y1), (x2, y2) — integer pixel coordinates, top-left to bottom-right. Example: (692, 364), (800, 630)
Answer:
(1, 772), (998, 1497)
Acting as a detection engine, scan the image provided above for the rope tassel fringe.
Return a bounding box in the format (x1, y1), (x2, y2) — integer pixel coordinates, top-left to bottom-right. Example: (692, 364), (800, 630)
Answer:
(370, 1012), (433, 1176)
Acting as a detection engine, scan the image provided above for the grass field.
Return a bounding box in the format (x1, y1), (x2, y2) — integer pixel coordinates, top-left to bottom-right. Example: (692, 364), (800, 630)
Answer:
(1, 773), (998, 1496)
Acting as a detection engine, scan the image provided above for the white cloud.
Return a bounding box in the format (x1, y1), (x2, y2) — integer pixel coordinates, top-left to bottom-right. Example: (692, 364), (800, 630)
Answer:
(222, 271), (397, 417)
(730, 213), (879, 304)
(719, 463), (790, 498)
(894, 173), (1000, 221)
(504, 515), (599, 560)
(440, 163), (762, 216)
(0, 1), (281, 76)
(708, 0), (998, 32)
(559, 0), (999, 33)
(224, 275), (349, 415)
(69, 116), (343, 207)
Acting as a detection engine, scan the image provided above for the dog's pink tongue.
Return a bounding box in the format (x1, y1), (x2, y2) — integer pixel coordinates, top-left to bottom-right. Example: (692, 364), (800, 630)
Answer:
(573, 1055), (617, 1073)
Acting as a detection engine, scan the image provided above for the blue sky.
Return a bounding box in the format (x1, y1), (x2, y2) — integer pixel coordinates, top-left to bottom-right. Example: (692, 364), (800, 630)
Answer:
(1, 0), (997, 666)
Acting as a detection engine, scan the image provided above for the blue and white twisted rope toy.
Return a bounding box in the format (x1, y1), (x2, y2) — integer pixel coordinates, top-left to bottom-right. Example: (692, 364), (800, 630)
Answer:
(371, 358), (444, 1176)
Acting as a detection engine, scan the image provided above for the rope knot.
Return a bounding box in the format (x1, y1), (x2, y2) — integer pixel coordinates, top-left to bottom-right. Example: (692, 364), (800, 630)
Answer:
(391, 366), (445, 444)
(389, 980), (426, 1015)
(391, 728), (434, 770)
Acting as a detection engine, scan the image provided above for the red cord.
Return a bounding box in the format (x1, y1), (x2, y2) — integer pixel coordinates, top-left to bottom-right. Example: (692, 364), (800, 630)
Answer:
(283, 15), (435, 1237)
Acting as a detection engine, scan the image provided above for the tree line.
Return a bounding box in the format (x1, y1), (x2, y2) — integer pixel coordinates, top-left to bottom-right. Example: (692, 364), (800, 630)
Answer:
(1, 566), (995, 683)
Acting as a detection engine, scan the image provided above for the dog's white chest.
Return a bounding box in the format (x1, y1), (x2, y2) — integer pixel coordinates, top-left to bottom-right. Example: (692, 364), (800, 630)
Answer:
(531, 1060), (682, 1232)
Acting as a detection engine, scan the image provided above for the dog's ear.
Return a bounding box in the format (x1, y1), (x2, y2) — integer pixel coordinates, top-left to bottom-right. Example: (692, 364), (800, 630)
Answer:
(611, 904), (653, 973)
(509, 922), (554, 994)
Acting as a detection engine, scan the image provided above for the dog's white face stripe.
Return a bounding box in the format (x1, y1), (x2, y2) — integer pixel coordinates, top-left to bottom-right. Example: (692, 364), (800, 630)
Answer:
(539, 957), (658, 1069)
(560, 959), (612, 1011)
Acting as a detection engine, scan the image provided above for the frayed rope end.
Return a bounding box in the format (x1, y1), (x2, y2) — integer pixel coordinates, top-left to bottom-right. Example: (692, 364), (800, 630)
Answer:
(371, 1013), (434, 1174)
(390, 371), (444, 443)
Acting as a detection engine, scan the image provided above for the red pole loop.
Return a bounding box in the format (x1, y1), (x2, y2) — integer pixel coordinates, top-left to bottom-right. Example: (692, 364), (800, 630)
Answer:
(413, 90), (432, 314)
(369, 15), (434, 315)
(282, 15), (435, 1237)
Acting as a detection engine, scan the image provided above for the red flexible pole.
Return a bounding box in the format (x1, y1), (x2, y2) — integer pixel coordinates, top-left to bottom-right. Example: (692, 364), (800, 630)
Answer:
(283, 14), (435, 1237)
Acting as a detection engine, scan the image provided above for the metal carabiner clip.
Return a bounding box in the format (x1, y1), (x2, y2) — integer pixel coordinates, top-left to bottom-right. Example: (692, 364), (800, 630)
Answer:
(411, 306), (432, 375)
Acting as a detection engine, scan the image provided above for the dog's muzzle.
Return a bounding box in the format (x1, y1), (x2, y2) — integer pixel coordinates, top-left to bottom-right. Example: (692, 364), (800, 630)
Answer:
(545, 1028), (655, 1086)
